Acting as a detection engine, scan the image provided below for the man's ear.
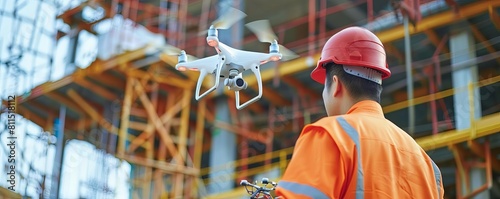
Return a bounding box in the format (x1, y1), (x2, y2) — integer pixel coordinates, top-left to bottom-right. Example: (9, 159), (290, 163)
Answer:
(332, 75), (342, 97)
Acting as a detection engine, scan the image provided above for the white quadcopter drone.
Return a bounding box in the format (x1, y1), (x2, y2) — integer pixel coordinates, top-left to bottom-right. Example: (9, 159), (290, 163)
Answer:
(160, 7), (298, 110)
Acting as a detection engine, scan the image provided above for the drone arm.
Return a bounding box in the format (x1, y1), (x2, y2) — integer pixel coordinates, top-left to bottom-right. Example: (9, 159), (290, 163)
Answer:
(235, 64), (262, 110)
(194, 57), (224, 100)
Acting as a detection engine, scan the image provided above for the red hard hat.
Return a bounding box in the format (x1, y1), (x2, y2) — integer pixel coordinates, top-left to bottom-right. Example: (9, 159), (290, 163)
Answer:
(311, 26), (391, 84)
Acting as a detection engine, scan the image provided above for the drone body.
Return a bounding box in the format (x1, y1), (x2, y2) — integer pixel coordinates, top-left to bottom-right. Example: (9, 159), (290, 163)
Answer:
(169, 8), (297, 110)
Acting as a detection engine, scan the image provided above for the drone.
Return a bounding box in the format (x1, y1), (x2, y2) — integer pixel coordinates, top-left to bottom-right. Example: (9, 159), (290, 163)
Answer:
(160, 7), (298, 110)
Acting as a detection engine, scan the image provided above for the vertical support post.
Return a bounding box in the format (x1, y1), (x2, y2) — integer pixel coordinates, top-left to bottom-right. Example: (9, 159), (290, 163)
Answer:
(142, 166), (152, 199)
(196, 0), (211, 57)
(426, 66), (438, 134)
(404, 16), (415, 135)
(50, 106), (66, 199)
(308, 0), (316, 55)
(239, 112), (249, 183)
(450, 30), (482, 129)
(279, 150), (287, 175)
(319, 0), (326, 44)
(168, 1), (179, 46)
(178, 0), (188, 49)
(118, 77), (133, 156)
(367, 0), (373, 23)
(193, 99), (206, 198)
(450, 29), (485, 198)
(265, 105), (275, 168)
(173, 89), (191, 198)
(65, 30), (79, 76)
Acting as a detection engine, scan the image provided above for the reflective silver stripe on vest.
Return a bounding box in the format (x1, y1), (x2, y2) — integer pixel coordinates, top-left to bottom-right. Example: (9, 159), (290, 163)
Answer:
(337, 117), (364, 199)
(278, 181), (329, 199)
(431, 160), (442, 197)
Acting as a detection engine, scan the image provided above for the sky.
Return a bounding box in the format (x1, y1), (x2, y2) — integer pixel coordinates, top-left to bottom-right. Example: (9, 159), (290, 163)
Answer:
(0, 0), (144, 198)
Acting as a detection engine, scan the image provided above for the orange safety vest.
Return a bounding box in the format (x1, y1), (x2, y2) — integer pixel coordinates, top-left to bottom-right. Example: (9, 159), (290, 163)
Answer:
(276, 100), (444, 199)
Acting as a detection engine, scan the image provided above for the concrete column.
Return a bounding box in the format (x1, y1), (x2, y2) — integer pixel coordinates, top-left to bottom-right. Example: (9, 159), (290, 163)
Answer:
(207, 0), (244, 194)
(50, 106), (66, 198)
(450, 30), (482, 129)
(450, 30), (486, 199)
(65, 31), (79, 75)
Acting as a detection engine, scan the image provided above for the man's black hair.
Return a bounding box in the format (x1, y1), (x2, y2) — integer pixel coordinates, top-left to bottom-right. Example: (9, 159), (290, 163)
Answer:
(324, 63), (383, 103)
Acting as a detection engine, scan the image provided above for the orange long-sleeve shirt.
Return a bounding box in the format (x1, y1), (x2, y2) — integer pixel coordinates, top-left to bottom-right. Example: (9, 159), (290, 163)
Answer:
(275, 100), (444, 199)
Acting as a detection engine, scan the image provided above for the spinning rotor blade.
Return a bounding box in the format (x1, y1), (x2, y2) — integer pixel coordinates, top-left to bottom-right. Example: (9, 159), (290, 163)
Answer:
(158, 44), (198, 61)
(279, 44), (299, 61)
(246, 20), (299, 61)
(159, 44), (183, 55)
(245, 20), (277, 43)
(212, 7), (247, 29)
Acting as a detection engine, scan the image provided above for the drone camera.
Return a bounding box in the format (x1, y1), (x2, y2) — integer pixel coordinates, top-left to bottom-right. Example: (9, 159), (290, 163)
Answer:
(224, 76), (248, 91)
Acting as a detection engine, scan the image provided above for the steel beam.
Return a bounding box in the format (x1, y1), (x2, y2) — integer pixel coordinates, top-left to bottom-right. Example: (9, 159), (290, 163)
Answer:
(45, 92), (85, 115)
(384, 44), (405, 63)
(117, 154), (199, 176)
(133, 78), (184, 164)
(87, 72), (125, 90)
(73, 78), (118, 101)
(490, 6), (500, 30)
(118, 76), (133, 156)
(127, 93), (185, 152)
(468, 140), (500, 172)
(424, 29), (450, 54)
(67, 89), (118, 135)
(416, 112), (500, 151)
(173, 89), (192, 197)
(469, 24), (500, 64)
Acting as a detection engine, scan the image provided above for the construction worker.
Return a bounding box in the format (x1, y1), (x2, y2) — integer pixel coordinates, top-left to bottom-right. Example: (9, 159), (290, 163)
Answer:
(275, 27), (444, 199)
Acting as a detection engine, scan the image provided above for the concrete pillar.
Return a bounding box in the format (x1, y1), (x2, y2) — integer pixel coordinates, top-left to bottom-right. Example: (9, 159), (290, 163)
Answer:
(50, 106), (66, 198)
(65, 31), (79, 76)
(450, 30), (486, 198)
(207, 0), (244, 194)
(450, 30), (482, 129)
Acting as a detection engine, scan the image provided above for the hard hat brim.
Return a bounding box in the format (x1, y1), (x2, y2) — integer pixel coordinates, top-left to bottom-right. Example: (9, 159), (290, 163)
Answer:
(311, 59), (391, 85)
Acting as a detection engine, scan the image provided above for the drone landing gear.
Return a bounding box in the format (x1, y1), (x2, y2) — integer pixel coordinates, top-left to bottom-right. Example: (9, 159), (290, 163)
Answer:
(194, 57), (224, 100)
(235, 65), (262, 110)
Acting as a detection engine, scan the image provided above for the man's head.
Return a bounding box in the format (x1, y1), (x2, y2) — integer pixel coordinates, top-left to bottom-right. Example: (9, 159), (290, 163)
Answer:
(322, 63), (383, 116)
(310, 26), (391, 116)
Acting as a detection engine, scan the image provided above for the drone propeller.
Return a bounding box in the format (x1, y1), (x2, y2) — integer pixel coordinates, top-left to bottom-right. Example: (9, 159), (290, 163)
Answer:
(245, 20), (299, 61)
(159, 44), (183, 55)
(199, 7), (247, 35)
(245, 20), (277, 43)
(212, 7), (247, 29)
(157, 44), (198, 61)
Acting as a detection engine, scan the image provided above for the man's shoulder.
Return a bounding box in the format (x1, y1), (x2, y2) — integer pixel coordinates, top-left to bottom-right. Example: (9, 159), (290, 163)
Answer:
(304, 115), (346, 133)
(311, 115), (342, 124)
(309, 115), (351, 127)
